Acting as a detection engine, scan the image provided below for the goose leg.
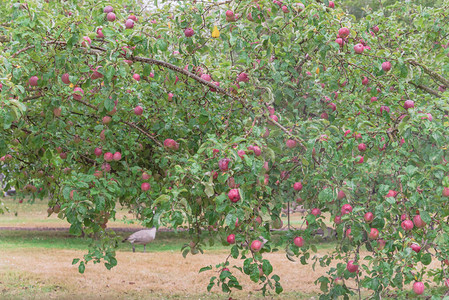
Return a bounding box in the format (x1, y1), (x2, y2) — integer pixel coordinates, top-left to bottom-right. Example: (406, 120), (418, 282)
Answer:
(144, 244), (146, 253)
(132, 244), (135, 253)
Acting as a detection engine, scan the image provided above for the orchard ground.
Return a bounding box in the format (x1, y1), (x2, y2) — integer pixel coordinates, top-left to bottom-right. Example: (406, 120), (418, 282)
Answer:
(0, 197), (441, 299)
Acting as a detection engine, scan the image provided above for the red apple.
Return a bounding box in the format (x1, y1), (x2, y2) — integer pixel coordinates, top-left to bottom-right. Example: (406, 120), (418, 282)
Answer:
(411, 243), (421, 253)
(341, 204), (353, 215)
(354, 43), (364, 54)
(369, 228), (379, 240)
(293, 182), (303, 191)
(413, 215), (426, 228)
(219, 158), (230, 171)
(345, 228), (353, 240)
(382, 61), (391, 72)
(125, 19), (134, 29)
(413, 281), (424, 295)
(61, 73), (70, 84)
(443, 187), (449, 197)
(377, 238), (386, 250)
(311, 208), (321, 217)
(364, 212), (374, 223)
(141, 182), (151, 191)
(358, 143), (366, 152)
(228, 189), (240, 202)
(132, 74), (140, 81)
(94, 147), (102, 157)
(251, 240), (262, 252)
(346, 260), (358, 273)
(184, 28), (194, 37)
(337, 190), (346, 200)
(293, 236), (304, 247)
(134, 106), (143, 115)
(227, 234), (236, 244)
(107, 12), (116, 22)
(104, 152), (113, 162)
(338, 27), (350, 38)
(286, 139), (297, 148)
(334, 215), (342, 224)
(401, 220), (414, 231)
(113, 152), (121, 161)
(404, 100), (415, 110)
(29, 76), (38, 86)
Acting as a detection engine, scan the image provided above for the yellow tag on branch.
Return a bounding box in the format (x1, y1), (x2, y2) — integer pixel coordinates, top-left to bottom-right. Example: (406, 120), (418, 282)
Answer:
(212, 26), (220, 38)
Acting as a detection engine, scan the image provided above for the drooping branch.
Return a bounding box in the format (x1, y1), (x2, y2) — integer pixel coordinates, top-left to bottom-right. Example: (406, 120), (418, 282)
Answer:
(410, 82), (442, 98)
(407, 59), (449, 87)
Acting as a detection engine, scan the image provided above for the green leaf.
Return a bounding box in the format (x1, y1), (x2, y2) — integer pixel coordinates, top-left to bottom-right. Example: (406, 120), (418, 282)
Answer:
(420, 211), (431, 224)
(78, 261), (85, 274)
(421, 253), (432, 265)
(199, 266), (212, 273)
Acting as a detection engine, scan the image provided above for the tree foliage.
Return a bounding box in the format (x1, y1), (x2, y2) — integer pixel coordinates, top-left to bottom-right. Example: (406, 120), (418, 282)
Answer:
(1, 0), (449, 298)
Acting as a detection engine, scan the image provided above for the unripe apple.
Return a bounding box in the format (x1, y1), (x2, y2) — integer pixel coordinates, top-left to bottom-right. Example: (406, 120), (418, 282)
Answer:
(341, 204), (353, 215)
(413, 282), (424, 295)
(382, 61), (391, 72)
(364, 212), (374, 223)
(442, 187), (449, 197)
(104, 152), (113, 162)
(311, 208), (321, 217)
(354, 43), (364, 54)
(413, 215), (426, 228)
(293, 182), (303, 191)
(125, 19), (134, 29)
(134, 105), (143, 115)
(346, 260), (358, 273)
(29, 76), (38, 86)
(113, 152), (121, 161)
(411, 243), (421, 253)
(338, 27), (350, 38)
(141, 182), (151, 191)
(404, 100), (415, 109)
(227, 234), (236, 244)
(401, 220), (414, 231)
(184, 28), (194, 37)
(251, 240), (262, 252)
(228, 189), (240, 202)
(293, 236), (304, 247)
(107, 12), (116, 21)
(369, 228), (379, 240)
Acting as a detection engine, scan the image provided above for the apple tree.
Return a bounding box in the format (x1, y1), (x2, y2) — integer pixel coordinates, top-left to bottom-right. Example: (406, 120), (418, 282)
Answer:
(1, 0), (449, 298)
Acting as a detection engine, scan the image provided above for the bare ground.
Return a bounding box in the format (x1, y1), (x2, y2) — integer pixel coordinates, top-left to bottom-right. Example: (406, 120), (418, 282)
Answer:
(0, 247), (338, 299)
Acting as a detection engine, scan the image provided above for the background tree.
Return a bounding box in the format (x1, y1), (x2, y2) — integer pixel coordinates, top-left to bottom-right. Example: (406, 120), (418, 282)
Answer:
(1, 0), (449, 298)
